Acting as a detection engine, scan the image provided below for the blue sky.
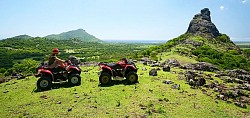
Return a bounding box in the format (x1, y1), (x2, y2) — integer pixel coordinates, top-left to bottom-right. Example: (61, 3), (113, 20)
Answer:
(0, 0), (250, 41)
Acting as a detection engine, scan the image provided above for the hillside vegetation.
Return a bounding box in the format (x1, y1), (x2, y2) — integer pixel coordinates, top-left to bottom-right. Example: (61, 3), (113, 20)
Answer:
(141, 33), (250, 71)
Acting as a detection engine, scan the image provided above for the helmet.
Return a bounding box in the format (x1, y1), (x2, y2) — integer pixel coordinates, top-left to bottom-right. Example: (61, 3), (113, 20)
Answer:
(52, 48), (59, 54)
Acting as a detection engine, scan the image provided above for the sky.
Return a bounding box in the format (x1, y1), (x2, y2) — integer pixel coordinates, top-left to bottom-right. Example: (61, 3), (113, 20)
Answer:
(0, 0), (250, 41)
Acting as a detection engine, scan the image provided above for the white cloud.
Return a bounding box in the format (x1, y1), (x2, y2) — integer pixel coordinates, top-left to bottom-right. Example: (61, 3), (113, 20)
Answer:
(220, 6), (224, 10)
(242, 0), (249, 4)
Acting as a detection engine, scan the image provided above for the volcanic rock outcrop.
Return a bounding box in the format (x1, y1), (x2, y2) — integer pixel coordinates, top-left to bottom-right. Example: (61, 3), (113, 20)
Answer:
(186, 8), (220, 38)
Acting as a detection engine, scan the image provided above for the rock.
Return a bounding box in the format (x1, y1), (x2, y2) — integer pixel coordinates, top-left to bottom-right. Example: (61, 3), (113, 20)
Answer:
(149, 69), (157, 76)
(0, 78), (5, 84)
(184, 71), (197, 81)
(40, 95), (48, 99)
(142, 67), (147, 71)
(142, 61), (147, 65)
(150, 63), (160, 67)
(83, 70), (88, 72)
(181, 62), (219, 72)
(161, 58), (180, 67)
(197, 77), (206, 86)
(237, 83), (250, 91)
(57, 101), (61, 104)
(68, 55), (80, 65)
(240, 96), (250, 103)
(183, 39), (203, 47)
(234, 102), (247, 108)
(163, 65), (170, 72)
(186, 8), (220, 38)
(225, 69), (250, 81)
(141, 57), (151, 62)
(68, 108), (72, 112)
(163, 80), (173, 84)
(171, 84), (180, 90)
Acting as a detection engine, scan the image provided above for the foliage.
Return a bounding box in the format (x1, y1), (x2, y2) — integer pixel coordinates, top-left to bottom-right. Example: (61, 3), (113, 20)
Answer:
(216, 34), (231, 43)
(0, 37), (157, 75)
(11, 59), (39, 76)
(192, 45), (250, 70)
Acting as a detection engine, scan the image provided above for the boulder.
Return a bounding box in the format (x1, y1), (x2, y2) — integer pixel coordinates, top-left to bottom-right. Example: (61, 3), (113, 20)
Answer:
(142, 67), (147, 71)
(68, 56), (80, 65)
(234, 102), (247, 108)
(225, 69), (250, 81)
(161, 58), (180, 67)
(142, 61), (147, 65)
(181, 62), (219, 72)
(149, 69), (157, 76)
(163, 80), (173, 84)
(163, 65), (170, 72)
(171, 84), (180, 90)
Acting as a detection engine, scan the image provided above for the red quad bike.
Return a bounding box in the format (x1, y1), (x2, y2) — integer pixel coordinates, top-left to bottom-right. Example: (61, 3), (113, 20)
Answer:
(35, 60), (81, 90)
(99, 58), (138, 85)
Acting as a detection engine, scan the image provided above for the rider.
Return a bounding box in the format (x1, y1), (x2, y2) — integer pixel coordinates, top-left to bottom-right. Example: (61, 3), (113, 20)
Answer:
(48, 48), (65, 69)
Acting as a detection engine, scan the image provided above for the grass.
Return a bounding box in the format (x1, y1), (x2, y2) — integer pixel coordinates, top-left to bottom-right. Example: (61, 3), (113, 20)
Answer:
(0, 63), (249, 118)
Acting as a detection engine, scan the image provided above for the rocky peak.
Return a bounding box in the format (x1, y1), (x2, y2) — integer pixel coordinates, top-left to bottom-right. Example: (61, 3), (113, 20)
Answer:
(186, 8), (220, 38)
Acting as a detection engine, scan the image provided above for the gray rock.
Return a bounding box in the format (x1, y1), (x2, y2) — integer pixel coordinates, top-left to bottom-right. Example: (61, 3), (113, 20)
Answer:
(149, 69), (157, 76)
(142, 67), (147, 71)
(186, 8), (220, 38)
(234, 102), (247, 108)
(163, 80), (173, 84)
(171, 84), (180, 89)
(161, 58), (180, 67)
(181, 62), (219, 72)
(163, 65), (170, 72)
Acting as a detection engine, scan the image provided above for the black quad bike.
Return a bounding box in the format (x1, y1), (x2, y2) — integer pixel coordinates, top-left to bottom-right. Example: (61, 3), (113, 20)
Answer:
(99, 58), (138, 85)
(35, 60), (81, 90)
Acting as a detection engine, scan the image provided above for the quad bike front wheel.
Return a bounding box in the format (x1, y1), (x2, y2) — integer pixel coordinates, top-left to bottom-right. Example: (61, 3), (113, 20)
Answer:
(126, 72), (138, 84)
(37, 76), (52, 90)
(99, 72), (111, 85)
(68, 73), (81, 86)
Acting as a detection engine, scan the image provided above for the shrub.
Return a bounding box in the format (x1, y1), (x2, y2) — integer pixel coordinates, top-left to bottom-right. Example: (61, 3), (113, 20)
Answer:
(12, 59), (39, 76)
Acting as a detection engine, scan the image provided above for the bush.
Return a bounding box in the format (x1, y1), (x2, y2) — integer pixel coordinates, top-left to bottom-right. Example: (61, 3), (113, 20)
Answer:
(192, 45), (250, 71)
(216, 34), (230, 43)
(12, 59), (39, 76)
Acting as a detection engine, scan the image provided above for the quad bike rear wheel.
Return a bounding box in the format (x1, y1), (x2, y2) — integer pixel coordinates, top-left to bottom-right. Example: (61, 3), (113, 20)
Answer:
(99, 72), (111, 85)
(37, 76), (52, 90)
(126, 71), (138, 84)
(68, 73), (81, 86)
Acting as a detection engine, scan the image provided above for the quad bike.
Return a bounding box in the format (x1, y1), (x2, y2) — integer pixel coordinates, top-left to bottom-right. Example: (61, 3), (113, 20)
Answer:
(99, 58), (138, 85)
(35, 60), (81, 90)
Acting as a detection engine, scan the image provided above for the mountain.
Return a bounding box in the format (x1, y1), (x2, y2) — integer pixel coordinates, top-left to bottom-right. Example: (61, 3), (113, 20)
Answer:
(45, 29), (102, 42)
(143, 8), (249, 71)
(12, 34), (32, 39)
(186, 8), (220, 38)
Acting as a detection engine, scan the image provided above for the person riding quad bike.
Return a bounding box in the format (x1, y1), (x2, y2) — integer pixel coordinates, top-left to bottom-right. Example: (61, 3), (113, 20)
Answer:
(48, 48), (65, 69)
(35, 48), (81, 90)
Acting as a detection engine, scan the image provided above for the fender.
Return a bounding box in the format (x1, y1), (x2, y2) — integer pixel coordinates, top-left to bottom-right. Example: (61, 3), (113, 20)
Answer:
(67, 66), (81, 73)
(39, 69), (54, 81)
(40, 69), (53, 75)
(124, 65), (137, 71)
(100, 65), (112, 71)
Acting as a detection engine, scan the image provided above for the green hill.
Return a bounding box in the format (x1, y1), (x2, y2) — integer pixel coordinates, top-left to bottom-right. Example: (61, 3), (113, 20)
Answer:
(45, 29), (102, 42)
(12, 34), (33, 39)
(141, 8), (250, 71)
